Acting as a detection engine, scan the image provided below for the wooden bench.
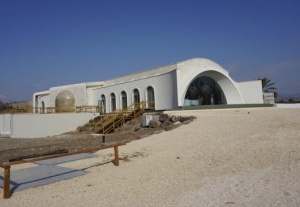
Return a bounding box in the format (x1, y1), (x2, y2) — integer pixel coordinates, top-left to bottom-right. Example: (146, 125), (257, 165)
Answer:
(0, 141), (126, 199)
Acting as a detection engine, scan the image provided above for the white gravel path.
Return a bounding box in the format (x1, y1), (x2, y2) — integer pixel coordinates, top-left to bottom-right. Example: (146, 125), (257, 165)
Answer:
(1, 108), (300, 207)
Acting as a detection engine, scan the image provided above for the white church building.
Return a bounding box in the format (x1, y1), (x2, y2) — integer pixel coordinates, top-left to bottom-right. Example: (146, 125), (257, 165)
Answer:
(33, 58), (264, 113)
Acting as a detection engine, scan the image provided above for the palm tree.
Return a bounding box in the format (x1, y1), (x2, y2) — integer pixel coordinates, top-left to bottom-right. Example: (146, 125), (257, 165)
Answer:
(258, 78), (277, 93)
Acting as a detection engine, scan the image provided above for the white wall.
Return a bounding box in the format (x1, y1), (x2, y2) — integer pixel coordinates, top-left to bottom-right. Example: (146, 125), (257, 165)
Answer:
(10, 113), (98, 138)
(0, 114), (11, 136)
(237, 81), (264, 104)
(276, 104), (300, 108)
(90, 71), (178, 112)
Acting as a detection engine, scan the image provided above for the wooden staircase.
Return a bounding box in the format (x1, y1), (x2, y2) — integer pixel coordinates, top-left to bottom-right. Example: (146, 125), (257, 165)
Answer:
(95, 101), (154, 134)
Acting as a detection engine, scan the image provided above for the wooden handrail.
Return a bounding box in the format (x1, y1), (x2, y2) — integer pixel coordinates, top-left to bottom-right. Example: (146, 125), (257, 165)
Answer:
(97, 100), (155, 134)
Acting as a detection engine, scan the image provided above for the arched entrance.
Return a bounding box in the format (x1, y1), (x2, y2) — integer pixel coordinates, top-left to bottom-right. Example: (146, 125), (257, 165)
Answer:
(184, 76), (226, 106)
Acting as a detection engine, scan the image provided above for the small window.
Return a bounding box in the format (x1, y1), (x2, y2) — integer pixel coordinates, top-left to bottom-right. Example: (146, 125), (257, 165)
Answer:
(147, 86), (155, 108)
(121, 91), (127, 109)
(100, 94), (106, 113)
(111, 93), (116, 111)
(133, 89), (140, 109)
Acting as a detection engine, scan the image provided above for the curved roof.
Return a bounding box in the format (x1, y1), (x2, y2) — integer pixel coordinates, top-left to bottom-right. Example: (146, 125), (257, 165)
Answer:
(101, 58), (229, 87)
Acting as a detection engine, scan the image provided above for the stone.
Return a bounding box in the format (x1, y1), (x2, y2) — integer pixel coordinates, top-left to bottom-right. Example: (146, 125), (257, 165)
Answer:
(165, 125), (173, 131)
(182, 120), (191, 125)
(149, 120), (161, 128)
(161, 120), (173, 130)
(170, 115), (180, 123)
(159, 114), (169, 122)
(179, 116), (190, 123)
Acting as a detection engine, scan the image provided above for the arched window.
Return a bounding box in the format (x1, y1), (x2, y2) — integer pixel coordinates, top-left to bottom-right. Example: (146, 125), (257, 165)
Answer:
(121, 91), (127, 109)
(147, 86), (155, 108)
(111, 93), (116, 111)
(100, 94), (106, 113)
(133, 89), (140, 108)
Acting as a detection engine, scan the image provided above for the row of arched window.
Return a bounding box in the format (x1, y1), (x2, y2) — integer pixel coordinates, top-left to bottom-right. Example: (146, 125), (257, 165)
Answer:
(99, 87), (155, 113)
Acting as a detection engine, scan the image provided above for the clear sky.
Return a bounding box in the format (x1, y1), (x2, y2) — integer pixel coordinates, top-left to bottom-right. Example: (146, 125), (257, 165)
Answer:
(0, 0), (299, 102)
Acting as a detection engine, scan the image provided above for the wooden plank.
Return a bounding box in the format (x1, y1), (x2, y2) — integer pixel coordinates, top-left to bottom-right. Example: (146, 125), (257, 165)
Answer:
(114, 146), (119, 166)
(3, 166), (11, 199)
(1, 142), (126, 167)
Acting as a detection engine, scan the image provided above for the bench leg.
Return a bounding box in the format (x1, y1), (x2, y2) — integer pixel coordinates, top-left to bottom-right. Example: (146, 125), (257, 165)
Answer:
(3, 166), (11, 199)
(114, 146), (119, 166)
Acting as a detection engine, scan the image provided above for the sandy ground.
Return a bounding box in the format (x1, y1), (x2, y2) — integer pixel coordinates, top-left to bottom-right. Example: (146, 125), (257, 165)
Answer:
(1, 107), (300, 207)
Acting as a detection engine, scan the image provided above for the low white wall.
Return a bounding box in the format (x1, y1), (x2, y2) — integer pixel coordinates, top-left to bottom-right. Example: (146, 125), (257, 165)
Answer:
(0, 114), (11, 136)
(276, 103), (300, 108)
(237, 81), (264, 104)
(10, 113), (99, 138)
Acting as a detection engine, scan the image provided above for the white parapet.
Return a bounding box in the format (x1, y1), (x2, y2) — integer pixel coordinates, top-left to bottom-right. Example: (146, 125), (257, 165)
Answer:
(9, 113), (99, 138)
(0, 114), (11, 137)
(276, 103), (300, 108)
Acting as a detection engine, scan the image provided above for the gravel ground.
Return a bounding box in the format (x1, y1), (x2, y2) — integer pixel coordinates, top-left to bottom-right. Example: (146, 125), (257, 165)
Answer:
(1, 108), (300, 207)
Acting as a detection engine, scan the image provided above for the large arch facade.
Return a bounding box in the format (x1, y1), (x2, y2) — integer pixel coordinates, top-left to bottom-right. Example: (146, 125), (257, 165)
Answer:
(177, 59), (244, 106)
(184, 75), (226, 106)
(181, 71), (244, 106)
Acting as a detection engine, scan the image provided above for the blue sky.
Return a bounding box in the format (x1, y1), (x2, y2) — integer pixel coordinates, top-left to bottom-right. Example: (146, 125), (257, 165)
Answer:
(0, 0), (299, 102)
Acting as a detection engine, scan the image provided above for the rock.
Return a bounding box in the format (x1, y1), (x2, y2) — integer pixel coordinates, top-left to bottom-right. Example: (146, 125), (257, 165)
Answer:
(149, 120), (161, 128)
(165, 125), (173, 131)
(170, 115), (180, 123)
(178, 116), (196, 123)
(159, 114), (169, 122)
(182, 120), (191, 125)
(179, 116), (190, 123)
(161, 120), (173, 130)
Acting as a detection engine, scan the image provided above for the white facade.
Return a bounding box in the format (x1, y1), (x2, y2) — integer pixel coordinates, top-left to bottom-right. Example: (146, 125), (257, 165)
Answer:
(33, 58), (264, 113)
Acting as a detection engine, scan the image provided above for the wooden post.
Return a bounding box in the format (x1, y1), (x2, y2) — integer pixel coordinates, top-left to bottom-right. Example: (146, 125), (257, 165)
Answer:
(3, 166), (11, 199)
(114, 146), (119, 166)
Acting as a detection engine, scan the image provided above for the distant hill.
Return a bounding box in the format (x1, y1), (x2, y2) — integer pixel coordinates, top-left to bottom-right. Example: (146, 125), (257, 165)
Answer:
(276, 93), (300, 102)
(10, 100), (33, 108)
